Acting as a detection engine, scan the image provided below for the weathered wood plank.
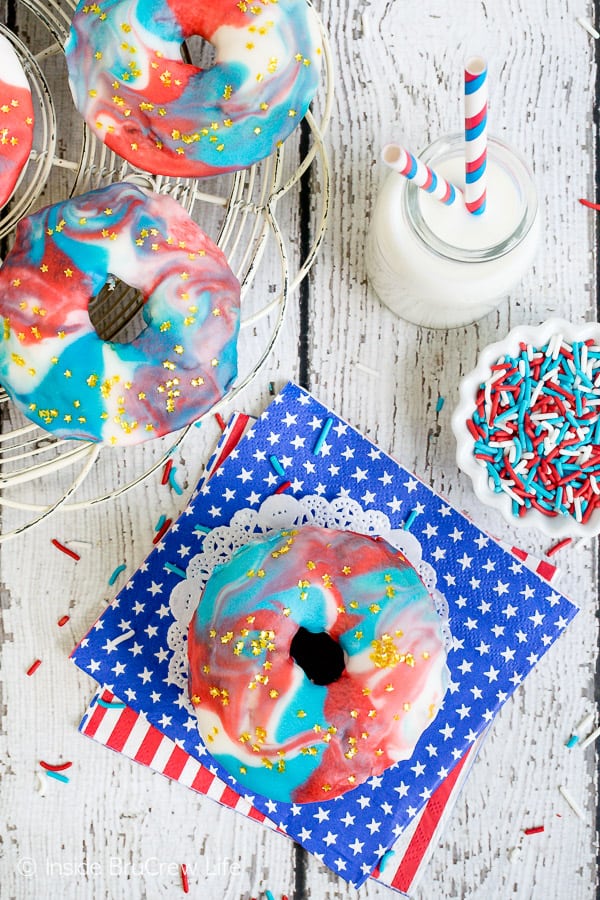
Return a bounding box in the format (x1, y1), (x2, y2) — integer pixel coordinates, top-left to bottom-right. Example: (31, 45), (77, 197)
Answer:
(0, 0), (598, 897)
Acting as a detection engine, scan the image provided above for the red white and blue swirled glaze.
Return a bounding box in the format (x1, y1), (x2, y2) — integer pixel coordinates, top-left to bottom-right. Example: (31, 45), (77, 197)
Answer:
(0, 33), (34, 208)
(188, 526), (449, 804)
(0, 182), (240, 445)
(65, 0), (322, 177)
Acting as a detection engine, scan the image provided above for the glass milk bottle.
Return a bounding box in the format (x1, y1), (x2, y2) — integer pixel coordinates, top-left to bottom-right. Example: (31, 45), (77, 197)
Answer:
(365, 134), (539, 329)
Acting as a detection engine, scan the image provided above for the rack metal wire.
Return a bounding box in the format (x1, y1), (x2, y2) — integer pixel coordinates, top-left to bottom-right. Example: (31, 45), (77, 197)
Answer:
(0, 0), (332, 539)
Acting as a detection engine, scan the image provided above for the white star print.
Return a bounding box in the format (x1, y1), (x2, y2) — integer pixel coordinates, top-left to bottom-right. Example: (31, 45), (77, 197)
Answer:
(349, 838), (364, 855)
(365, 819), (381, 835)
(484, 665), (500, 682)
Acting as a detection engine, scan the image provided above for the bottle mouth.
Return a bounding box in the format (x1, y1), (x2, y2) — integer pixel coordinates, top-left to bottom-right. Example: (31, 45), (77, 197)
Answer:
(404, 134), (538, 263)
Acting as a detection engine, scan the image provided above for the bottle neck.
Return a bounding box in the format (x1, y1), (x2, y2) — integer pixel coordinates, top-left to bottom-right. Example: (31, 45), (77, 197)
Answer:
(403, 134), (538, 264)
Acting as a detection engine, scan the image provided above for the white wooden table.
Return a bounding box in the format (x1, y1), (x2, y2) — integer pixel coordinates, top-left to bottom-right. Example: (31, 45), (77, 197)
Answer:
(0, 1), (598, 898)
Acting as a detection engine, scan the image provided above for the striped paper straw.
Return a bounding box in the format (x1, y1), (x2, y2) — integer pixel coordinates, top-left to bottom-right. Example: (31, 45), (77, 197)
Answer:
(381, 144), (460, 206)
(464, 56), (488, 215)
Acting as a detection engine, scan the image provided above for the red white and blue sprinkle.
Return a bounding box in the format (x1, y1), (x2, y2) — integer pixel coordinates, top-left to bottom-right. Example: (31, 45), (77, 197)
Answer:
(269, 454), (286, 477)
(45, 769), (69, 784)
(164, 562), (186, 580)
(466, 336), (600, 524)
(108, 563), (127, 586)
(169, 467), (184, 495)
(97, 697), (126, 709)
(313, 417), (333, 455)
(403, 508), (420, 531)
(40, 760), (72, 772)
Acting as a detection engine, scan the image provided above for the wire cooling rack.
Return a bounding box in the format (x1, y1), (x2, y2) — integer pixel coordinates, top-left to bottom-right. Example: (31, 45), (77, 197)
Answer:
(0, 0), (332, 540)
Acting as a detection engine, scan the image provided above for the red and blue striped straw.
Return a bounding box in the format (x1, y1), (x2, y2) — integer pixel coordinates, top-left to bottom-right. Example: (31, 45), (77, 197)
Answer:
(381, 144), (461, 206)
(464, 56), (488, 215)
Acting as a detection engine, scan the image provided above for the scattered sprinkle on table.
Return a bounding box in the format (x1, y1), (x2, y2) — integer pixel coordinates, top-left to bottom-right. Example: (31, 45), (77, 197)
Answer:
(51, 539), (80, 561)
(57, 615), (70, 628)
(523, 825), (545, 835)
(466, 335), (600, 524)
(161, 458), (173, 485)
(565, 710), (595, 748)
(40, 760), (72, 772)
(26, 659), (42, 676)
(215, 412), (227, 431)
(576, 16), (600, 38)
(546, 537), (572, 557)
(155, 514), (166, 531)
(559, 784), (586, 820)
(169, 467), (183, 495)
(180, 863), (189, 893)
(108, 563), (127, 586)
(579, 197), (600, 210)
(45, 770), (69, 784)
(579, 724), (600, 750)
(436, 396), (445, 412)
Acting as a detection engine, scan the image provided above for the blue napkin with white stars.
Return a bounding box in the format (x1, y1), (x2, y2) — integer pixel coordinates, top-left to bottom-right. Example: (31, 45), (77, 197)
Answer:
(72, 382), (578, 888)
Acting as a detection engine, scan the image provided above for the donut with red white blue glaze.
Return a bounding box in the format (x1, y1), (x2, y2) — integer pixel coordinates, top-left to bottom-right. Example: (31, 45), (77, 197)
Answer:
(188, 525), (449, 804)
(65, 0), (322, 177)
(0, 182), (240, 445)
(0, 33), (34, 208)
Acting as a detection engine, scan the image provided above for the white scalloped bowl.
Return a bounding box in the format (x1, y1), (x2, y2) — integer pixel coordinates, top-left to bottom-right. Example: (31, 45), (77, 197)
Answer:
(451, 318), (600, 538)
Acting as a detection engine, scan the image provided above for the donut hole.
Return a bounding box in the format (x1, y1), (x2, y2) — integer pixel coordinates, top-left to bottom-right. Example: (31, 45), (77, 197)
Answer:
(289, 626), (345, 686)
(88, 279), (147, 344)
(181, 36), (216, 70)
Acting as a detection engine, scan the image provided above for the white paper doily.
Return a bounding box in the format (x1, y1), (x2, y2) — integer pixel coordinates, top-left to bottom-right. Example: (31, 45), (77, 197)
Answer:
(166, 495), (452, 701)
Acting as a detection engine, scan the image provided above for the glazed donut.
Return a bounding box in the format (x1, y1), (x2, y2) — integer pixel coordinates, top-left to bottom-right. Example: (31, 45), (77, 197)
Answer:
(188, 525), (449, 804)
(65, 0), (322, 177)
(0, 34), (34, 208)
(0, 182), (240, 445)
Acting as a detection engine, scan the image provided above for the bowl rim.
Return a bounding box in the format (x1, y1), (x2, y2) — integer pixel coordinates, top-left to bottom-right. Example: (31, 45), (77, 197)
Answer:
(450, 318), (600, 537)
